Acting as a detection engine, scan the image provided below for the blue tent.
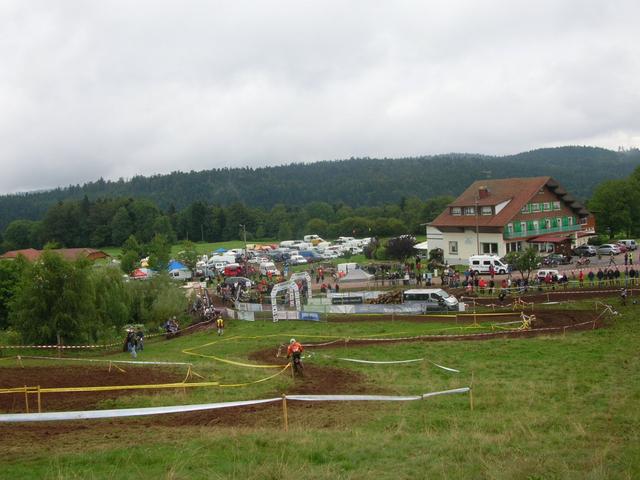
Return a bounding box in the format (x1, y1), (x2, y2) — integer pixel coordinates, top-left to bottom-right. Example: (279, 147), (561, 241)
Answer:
(167, 260), (187, 271)
(215, 247), (227, 253)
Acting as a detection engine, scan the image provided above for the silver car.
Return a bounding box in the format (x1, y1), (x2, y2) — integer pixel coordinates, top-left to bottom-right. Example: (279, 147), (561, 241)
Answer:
(597, 244), (621, 255)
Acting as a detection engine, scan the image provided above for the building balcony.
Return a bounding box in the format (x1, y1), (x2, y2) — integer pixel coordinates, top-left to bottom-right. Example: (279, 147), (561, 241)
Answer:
(503, 224), (581, 240)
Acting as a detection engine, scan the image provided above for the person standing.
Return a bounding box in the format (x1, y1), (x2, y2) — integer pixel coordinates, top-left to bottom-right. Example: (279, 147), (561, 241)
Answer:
(216, 315), (225, 336)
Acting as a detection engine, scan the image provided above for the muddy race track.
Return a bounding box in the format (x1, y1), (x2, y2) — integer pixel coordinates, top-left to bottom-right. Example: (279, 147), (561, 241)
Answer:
(0, 292), (613, 438)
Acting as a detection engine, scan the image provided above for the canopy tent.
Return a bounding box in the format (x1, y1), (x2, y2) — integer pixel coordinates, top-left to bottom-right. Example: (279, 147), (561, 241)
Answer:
(131, 268), (148, 279)
(414, 241), (430, 250)
(215, 247), (227, 253)
(167, 260), (187, 271)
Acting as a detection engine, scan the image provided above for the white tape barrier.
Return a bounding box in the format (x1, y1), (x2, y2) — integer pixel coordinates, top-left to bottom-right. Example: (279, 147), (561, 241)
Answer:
(336, 357), (424, 365)
(430, 362), (461, 373)
(19, 356), (193, 366)
(323, 354), (460, 372)
(0, 388), (470, 423)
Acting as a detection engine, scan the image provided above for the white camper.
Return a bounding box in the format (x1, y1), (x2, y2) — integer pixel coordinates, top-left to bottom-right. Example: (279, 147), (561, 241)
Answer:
(468, 255), (509, 275)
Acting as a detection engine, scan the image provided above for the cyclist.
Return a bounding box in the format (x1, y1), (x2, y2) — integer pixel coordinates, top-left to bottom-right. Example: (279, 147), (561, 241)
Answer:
(287, 338), (304, 372)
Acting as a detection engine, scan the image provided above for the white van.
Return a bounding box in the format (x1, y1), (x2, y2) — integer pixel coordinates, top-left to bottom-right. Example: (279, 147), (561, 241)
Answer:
(403, 289), (459, 311)
(169, 269), (193, 281)
(619, 239), (637, 250)
(469, 255), (509, 275)
(259, 261), (280, 276)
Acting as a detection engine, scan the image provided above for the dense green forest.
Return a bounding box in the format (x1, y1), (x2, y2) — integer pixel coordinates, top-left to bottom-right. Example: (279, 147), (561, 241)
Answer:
(0, 195), (453, 252)
(1, 146), (638, 231)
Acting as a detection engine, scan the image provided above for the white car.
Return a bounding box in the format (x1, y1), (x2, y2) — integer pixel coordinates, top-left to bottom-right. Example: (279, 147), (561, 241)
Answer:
(289, 254), (308, 265)
(597, 244), (621, 255)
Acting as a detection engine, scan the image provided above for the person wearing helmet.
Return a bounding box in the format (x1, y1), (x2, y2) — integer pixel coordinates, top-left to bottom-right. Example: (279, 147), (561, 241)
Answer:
(287, 338), (304, 366)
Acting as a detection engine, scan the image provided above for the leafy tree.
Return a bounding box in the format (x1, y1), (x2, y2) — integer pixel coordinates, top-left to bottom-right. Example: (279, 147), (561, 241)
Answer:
(176, 240), (198, 271)
(588, 179), (639, 238)
(305, 218), (329, 238)
(151, 215), (176, 244)
(3, 220), (40, 250)
(9, 252), (96, 344)
(504, 248), (540, 282)
(385, 235), (417, 262)
(91, 267), (131, 338)
(0, 259), (26, 329)
(147, 234), (171, 272)
(111, 206), (135, 246)
(277, 222), (293, 240)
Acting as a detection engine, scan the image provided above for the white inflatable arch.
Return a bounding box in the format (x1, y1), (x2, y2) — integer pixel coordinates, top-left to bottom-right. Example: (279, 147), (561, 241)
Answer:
(271, 280), (301, 322)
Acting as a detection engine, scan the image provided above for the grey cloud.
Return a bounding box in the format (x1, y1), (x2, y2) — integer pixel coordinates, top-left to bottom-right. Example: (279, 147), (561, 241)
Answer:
(0, 0), (639, 193)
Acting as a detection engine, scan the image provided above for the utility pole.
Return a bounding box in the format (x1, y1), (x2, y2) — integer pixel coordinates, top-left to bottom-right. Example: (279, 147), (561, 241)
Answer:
(475, 195), (480, 255)
(239, 224), (247, 273)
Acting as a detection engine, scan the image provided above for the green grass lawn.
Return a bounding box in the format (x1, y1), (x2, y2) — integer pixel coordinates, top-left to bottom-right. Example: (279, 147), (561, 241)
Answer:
(1, 303), (639, 479)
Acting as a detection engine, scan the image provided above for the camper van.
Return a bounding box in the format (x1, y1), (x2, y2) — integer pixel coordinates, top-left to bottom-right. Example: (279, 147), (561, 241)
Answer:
(169, 269), (193, 281)
(469, 255), (509, 275)
(259, 261), (280, 276)
(403, 289), (459, 311)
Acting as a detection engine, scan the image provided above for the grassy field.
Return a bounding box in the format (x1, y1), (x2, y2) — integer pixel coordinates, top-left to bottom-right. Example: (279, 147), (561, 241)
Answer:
(1, 302), (639, 479)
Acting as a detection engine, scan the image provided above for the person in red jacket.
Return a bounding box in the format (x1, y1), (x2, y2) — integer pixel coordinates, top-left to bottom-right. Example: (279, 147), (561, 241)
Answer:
(287, 338), (304, 359)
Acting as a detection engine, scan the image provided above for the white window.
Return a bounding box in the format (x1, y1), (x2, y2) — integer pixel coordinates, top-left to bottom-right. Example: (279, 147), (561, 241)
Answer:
(451, 207), (461, 216)
(520, 222), (527, 232)
(531, 203), (540, 212)
(507, 223), (513, 234)
(449, 241), (458, 254)
(543, 202), (551, 211)
(521, 205), (528, 214)
(545, 219), (551, 228)
(556, 217), (562, 227)
(481, 206), (492, 216)
(553, 201), (561, 210)
(463, 207), (475, 215)
(568, 216), (574, 226)
(532, 220), (539, 231)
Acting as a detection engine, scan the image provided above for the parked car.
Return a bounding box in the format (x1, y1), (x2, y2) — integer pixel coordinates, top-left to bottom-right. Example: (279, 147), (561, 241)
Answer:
(536, 269), (560, 281)
(289, 254), (308, 265)
(597, 244), (621, 256)
(542, 253), (571, 266)
(572, 244), (597, 257)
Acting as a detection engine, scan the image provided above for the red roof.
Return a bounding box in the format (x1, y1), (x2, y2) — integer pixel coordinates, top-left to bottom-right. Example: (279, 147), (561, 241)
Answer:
(0, 248), (109, 262)
(0, 248), (41, 261)
(430, 176), (587, 229)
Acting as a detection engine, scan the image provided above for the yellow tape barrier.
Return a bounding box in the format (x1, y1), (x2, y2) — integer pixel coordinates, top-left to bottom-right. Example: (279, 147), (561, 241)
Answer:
(0, 364), (291, 395)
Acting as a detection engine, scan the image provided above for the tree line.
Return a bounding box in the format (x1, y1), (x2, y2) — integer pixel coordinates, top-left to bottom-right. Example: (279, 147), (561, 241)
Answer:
(0, 195), (454, 252)
(0, 146), (638, 231)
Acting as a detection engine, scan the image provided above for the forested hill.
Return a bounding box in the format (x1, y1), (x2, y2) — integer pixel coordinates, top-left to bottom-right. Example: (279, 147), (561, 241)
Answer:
(1, 146), (639, 230)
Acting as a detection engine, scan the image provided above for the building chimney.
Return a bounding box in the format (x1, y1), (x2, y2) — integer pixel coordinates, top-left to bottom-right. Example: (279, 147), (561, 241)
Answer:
(478, 186), (490, 199)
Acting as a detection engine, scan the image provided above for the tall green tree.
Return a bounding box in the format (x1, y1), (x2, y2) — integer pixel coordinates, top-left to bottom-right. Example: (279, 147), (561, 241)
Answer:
(9, 252), (96, 344)
(111, 206), (135, 246)
(147, 234), (171, 272)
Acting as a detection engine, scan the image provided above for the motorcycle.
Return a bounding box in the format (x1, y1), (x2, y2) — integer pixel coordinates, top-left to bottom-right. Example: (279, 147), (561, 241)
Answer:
(575, 256), (590, 266)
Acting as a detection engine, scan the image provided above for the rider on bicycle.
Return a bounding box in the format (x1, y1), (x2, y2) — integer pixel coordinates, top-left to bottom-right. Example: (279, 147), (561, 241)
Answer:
(287, 338), (304, 365)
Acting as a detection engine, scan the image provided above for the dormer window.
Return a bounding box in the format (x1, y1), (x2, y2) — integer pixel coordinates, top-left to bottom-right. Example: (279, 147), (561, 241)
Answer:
(481, 206), (492, 216)
(451, 207), (461, 216)
(463, 207), (475, 215)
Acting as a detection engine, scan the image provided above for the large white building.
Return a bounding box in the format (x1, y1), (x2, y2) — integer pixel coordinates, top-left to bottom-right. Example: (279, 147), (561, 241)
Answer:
(427, 177), (594, 264)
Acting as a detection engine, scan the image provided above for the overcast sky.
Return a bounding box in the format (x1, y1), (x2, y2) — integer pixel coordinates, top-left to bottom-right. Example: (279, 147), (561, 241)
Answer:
(0, 1), (639, 194)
